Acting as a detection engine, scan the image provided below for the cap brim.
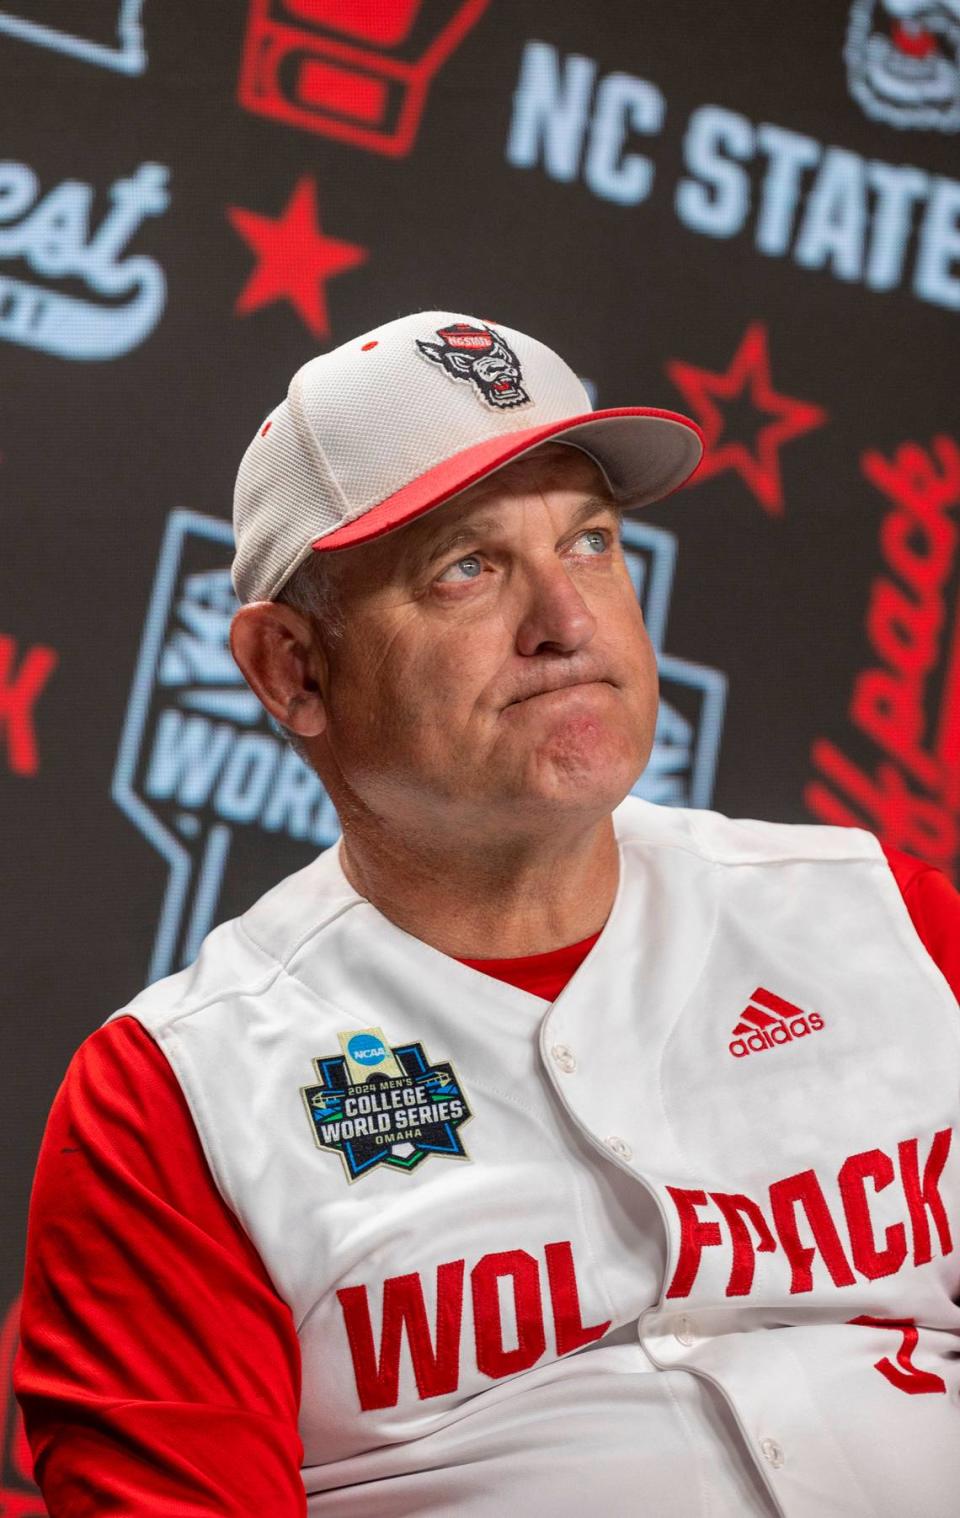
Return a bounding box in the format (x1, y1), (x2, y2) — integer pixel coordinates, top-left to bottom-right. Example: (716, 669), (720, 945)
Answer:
(311, 407), (703, 552)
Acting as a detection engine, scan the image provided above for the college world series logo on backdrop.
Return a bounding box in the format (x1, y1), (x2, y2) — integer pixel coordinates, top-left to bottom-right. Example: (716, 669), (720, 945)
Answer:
(113, 511), (340, 983)
(622, 519), (727, 810)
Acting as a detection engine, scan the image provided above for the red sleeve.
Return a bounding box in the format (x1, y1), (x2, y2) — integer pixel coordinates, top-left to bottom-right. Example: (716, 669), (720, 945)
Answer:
(12, 1015), (307, 1518)
(880, 842), (960, 1004)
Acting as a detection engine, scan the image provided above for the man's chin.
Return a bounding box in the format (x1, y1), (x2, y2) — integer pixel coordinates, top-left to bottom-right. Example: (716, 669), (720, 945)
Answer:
(507, 745), (644, 814)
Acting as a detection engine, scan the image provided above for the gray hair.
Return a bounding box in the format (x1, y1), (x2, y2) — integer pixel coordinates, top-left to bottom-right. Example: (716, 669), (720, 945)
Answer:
(270, 551), (348, 762)
(275, 550), (348, 641)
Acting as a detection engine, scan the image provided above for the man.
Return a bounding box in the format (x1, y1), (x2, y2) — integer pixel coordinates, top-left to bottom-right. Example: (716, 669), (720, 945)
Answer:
(14, 311), (960, 1517)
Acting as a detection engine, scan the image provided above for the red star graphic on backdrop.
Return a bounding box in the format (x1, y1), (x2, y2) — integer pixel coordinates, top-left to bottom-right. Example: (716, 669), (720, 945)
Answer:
(227, 177), (367, 339)
(665, 321), (828, 516)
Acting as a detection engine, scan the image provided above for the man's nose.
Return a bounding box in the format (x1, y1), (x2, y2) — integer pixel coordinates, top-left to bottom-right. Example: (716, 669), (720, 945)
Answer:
(514, 557), (597, 656)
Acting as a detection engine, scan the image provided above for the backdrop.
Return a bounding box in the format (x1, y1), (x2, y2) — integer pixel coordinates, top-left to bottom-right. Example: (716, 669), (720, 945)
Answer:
(3, 1), (960, 1502)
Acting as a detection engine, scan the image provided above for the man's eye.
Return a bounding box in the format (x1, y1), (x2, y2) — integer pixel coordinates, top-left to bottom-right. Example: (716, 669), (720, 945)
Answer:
(436, 530), (608, 584)
(437, 554), (483, 583)
(574, 528), (609, 554)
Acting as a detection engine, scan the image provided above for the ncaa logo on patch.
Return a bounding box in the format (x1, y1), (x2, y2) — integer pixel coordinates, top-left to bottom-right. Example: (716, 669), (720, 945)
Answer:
(112, 510), (340, 983)
(845, 0), (960, 131)
(347, 1033), (389, 1066)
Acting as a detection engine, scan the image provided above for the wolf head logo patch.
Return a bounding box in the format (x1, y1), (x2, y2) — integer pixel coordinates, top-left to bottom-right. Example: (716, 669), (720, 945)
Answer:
(416, 322), (531, 408)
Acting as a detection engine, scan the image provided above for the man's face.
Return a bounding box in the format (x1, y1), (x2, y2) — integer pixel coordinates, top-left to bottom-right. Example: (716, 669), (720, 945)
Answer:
(312, 444), (659, 839)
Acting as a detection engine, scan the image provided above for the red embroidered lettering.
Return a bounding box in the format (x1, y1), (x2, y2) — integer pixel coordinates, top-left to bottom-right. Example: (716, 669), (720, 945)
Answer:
(837, 1148), (908, 1280)
(769, 1170), (856, 1293)
(471, 1250), (546, 1380)
(0, 636), (57, 777)
(544, 1240), (611, 1354)
(898, 1128), (953, 1266)
(709, 1191), (777, 1296)
(665, 1187), (722, 1298)
(850, 1315), (947, 1396)
(337, 1260), (464, 1410)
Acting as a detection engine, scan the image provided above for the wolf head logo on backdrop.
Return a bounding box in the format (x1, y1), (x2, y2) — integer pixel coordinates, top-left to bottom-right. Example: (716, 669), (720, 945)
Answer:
(846, 0), (960, 130)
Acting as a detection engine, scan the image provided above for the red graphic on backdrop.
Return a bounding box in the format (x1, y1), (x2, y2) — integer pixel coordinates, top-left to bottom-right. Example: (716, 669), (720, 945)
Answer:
(806, 436), (960, 880)
(666, 322), (828, 516)
(0, 636), (57, 778)
(227, 177), (367, 338)
(0, 1298), (44, 1515)
(237, 0), (491, 159)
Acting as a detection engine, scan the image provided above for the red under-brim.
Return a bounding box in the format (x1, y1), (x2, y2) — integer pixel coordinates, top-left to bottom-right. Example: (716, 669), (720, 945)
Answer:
(311, 406), (703, 552)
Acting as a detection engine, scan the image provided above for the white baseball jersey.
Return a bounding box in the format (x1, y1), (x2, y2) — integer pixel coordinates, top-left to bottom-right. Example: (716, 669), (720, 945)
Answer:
(105, 795), (960, 1516)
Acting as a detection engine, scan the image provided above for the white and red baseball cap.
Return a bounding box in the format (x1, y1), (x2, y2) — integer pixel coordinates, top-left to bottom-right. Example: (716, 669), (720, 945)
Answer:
(231, 310), (703, 603)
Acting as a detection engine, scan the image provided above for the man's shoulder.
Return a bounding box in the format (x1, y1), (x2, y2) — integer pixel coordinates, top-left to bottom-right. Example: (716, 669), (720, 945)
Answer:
(612, 793), (883, 867)
(103, 839), (361, 1038)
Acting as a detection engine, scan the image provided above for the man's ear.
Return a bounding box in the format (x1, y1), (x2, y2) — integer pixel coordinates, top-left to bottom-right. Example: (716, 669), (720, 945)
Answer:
(229, 602), (329, 738)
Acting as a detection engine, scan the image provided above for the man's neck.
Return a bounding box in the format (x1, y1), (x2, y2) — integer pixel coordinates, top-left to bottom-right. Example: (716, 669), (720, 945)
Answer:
(337, 811), (620, 959)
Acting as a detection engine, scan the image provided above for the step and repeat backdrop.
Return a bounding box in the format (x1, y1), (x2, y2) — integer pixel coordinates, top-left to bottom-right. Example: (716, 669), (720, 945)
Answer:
(2, 0), (959, 1501)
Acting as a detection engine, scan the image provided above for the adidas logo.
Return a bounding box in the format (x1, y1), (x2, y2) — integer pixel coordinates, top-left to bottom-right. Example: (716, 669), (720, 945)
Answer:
(729, 986), (825, 1059)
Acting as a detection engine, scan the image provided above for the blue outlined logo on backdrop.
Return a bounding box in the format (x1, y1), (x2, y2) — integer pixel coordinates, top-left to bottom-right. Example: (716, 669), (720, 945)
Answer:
(621, 519), (727, 809)
(0, 0), (146, 74)
(0, 160), (168, 360)
(113, 511), (340, 983)
(116, 510), (725, 983)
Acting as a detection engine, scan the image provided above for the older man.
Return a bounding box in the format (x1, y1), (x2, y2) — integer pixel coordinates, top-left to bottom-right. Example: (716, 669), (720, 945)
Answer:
(15, 312), (960, 1517)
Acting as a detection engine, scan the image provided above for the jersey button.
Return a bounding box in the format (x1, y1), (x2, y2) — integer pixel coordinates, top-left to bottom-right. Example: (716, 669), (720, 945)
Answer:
(550, 1043), (577, 1073)
(604, 1134), (632, 1161)
(673, 1315), (696, 1346)
(760, 1438), (785, 1469)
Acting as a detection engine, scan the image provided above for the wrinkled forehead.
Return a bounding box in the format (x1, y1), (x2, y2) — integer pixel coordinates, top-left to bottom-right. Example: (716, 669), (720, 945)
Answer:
(328, 443), (615, 588)
(403, 445), (613, 565)
(411, 444), (613, 538)
(454, 441), (612, 505)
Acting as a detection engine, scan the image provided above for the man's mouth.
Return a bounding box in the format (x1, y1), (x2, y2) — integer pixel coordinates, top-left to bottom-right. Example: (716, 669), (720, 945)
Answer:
(507, 679), (611, 707)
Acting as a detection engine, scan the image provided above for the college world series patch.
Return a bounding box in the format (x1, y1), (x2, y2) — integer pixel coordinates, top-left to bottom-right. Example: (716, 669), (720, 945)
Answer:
(301, 1026), (472, 1182)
